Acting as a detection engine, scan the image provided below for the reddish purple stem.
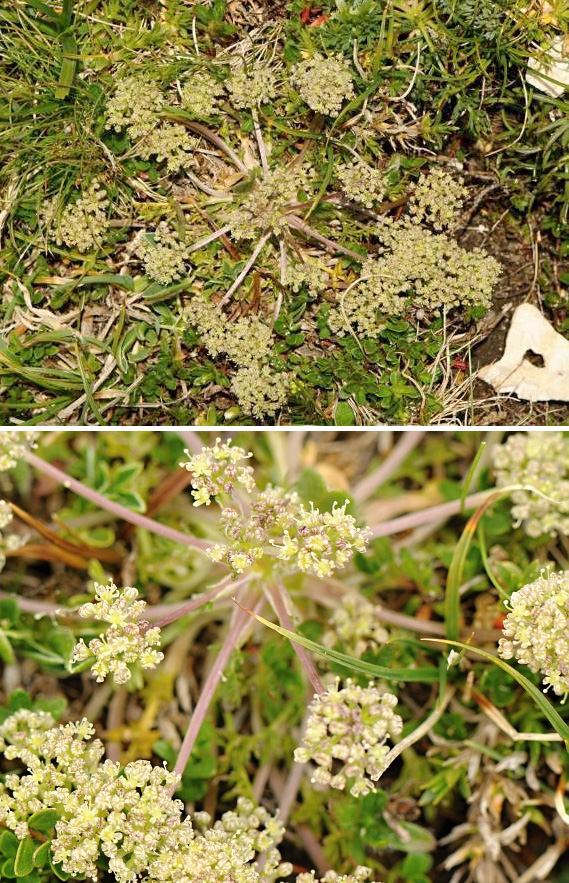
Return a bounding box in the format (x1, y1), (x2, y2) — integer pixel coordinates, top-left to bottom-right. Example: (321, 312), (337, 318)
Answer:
(171, 584), (258, 786)
(268, 581), (324, 695)
(25, 451), (210, 552)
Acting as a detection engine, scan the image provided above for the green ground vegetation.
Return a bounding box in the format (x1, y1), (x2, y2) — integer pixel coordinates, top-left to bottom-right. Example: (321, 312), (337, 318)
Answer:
(0, 1), (568, 424)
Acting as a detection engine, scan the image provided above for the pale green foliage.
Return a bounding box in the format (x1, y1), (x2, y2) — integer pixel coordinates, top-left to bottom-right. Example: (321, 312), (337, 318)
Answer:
(292, 53), (355, 116)
(294, 679), (402, 797)
(498, 570), (569, 698)
(184, 295), (289, 418)
(0, 710), (291, 883)
(0, 431), (38, 470)
(43, 180), (108, 252)
(72, 580), (163, 684)
(322, 592), (388, 658)
(329, 169), (501, 335)
(227, 61), (278, 108)
(180, 71), (224, 117)
(180, 438), (256, 506)
(337, 160), (386, 208)
(136, 222), (190, 284)
(105, 76), (164, 137)
(231, 166), (312, 239)
(492, 431), (569, 537)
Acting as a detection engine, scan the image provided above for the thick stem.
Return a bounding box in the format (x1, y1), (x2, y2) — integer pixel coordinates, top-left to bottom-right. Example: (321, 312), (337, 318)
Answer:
(368, 489), (492, 538)
(25, 452), (210, 552)
(171, 585), (256, 785)
(268, 581), (324, 695)
(352, 431), (426, 503)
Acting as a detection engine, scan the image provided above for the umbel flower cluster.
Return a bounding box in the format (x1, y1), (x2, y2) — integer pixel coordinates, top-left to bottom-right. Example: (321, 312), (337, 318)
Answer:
(0, 500), (26, 574)
(492, 430), (569, 537)
(294, 679), (403, 797)
(297, 870), (372, 883)
(0, 709), (292, 883)
(181, 438), (256, 505)
(135, 222), (191, 285)
(230, 166), (313, 239)
(72, 580), (163, 685)
(329, 169), (501, 335)
(43, 180), (109, 253)
(0, 430), (38, 471)
(498, 570), (569, 698)
(292, 53), (355, 115)
(184, 295), (290, 419)
(181, 440), (371, 577)
(322, 592), (388, 659)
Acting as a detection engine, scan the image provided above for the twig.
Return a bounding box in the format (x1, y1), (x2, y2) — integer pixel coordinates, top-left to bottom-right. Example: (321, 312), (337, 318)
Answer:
(145, 573), (249, 632)
(382, 686), (455, 769)
(251, 107), (268, 172)
(286, 215), (363, 260)
(177, 430), (204, 454)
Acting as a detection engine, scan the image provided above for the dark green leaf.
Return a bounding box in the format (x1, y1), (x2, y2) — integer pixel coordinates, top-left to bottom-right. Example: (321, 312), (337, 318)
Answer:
(0, 830), (19, 858)
(27, 809), (60, 835)
(0, 628), (14, 664)
(49, 854), (70, 881)
(14, 836), (35, 877)
(8, 690), (32, 712)
(32, 841), (51, 869)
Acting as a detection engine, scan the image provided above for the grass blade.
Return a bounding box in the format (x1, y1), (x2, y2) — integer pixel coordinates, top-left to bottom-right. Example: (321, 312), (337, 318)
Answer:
(423, 637), (569, 745)
(234, 600), (439, 683)
(55, 34), (77, 99)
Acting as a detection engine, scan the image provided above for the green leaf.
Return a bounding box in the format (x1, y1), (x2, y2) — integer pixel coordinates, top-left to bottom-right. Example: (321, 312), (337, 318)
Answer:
(445, 489), (503, 641)
(54, 34), (77, 99)
(0, 628), (14, 664)
(49, 854), (70, 881)
(32, 842), (51, 869)
(295, 467), (329, 505)
(0, 597), (20, 624)
(34, 697), (67, 720)
(235, 603), (439, 683)
(424, 638), (569, 745)
(14, 836), (35, 877)
(0, 830), (19, 858)
(28, 809), (60, 835)
(8, 690), (32, 712)
(2, 856), (16, 879)
(334, 401), (356, 425)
